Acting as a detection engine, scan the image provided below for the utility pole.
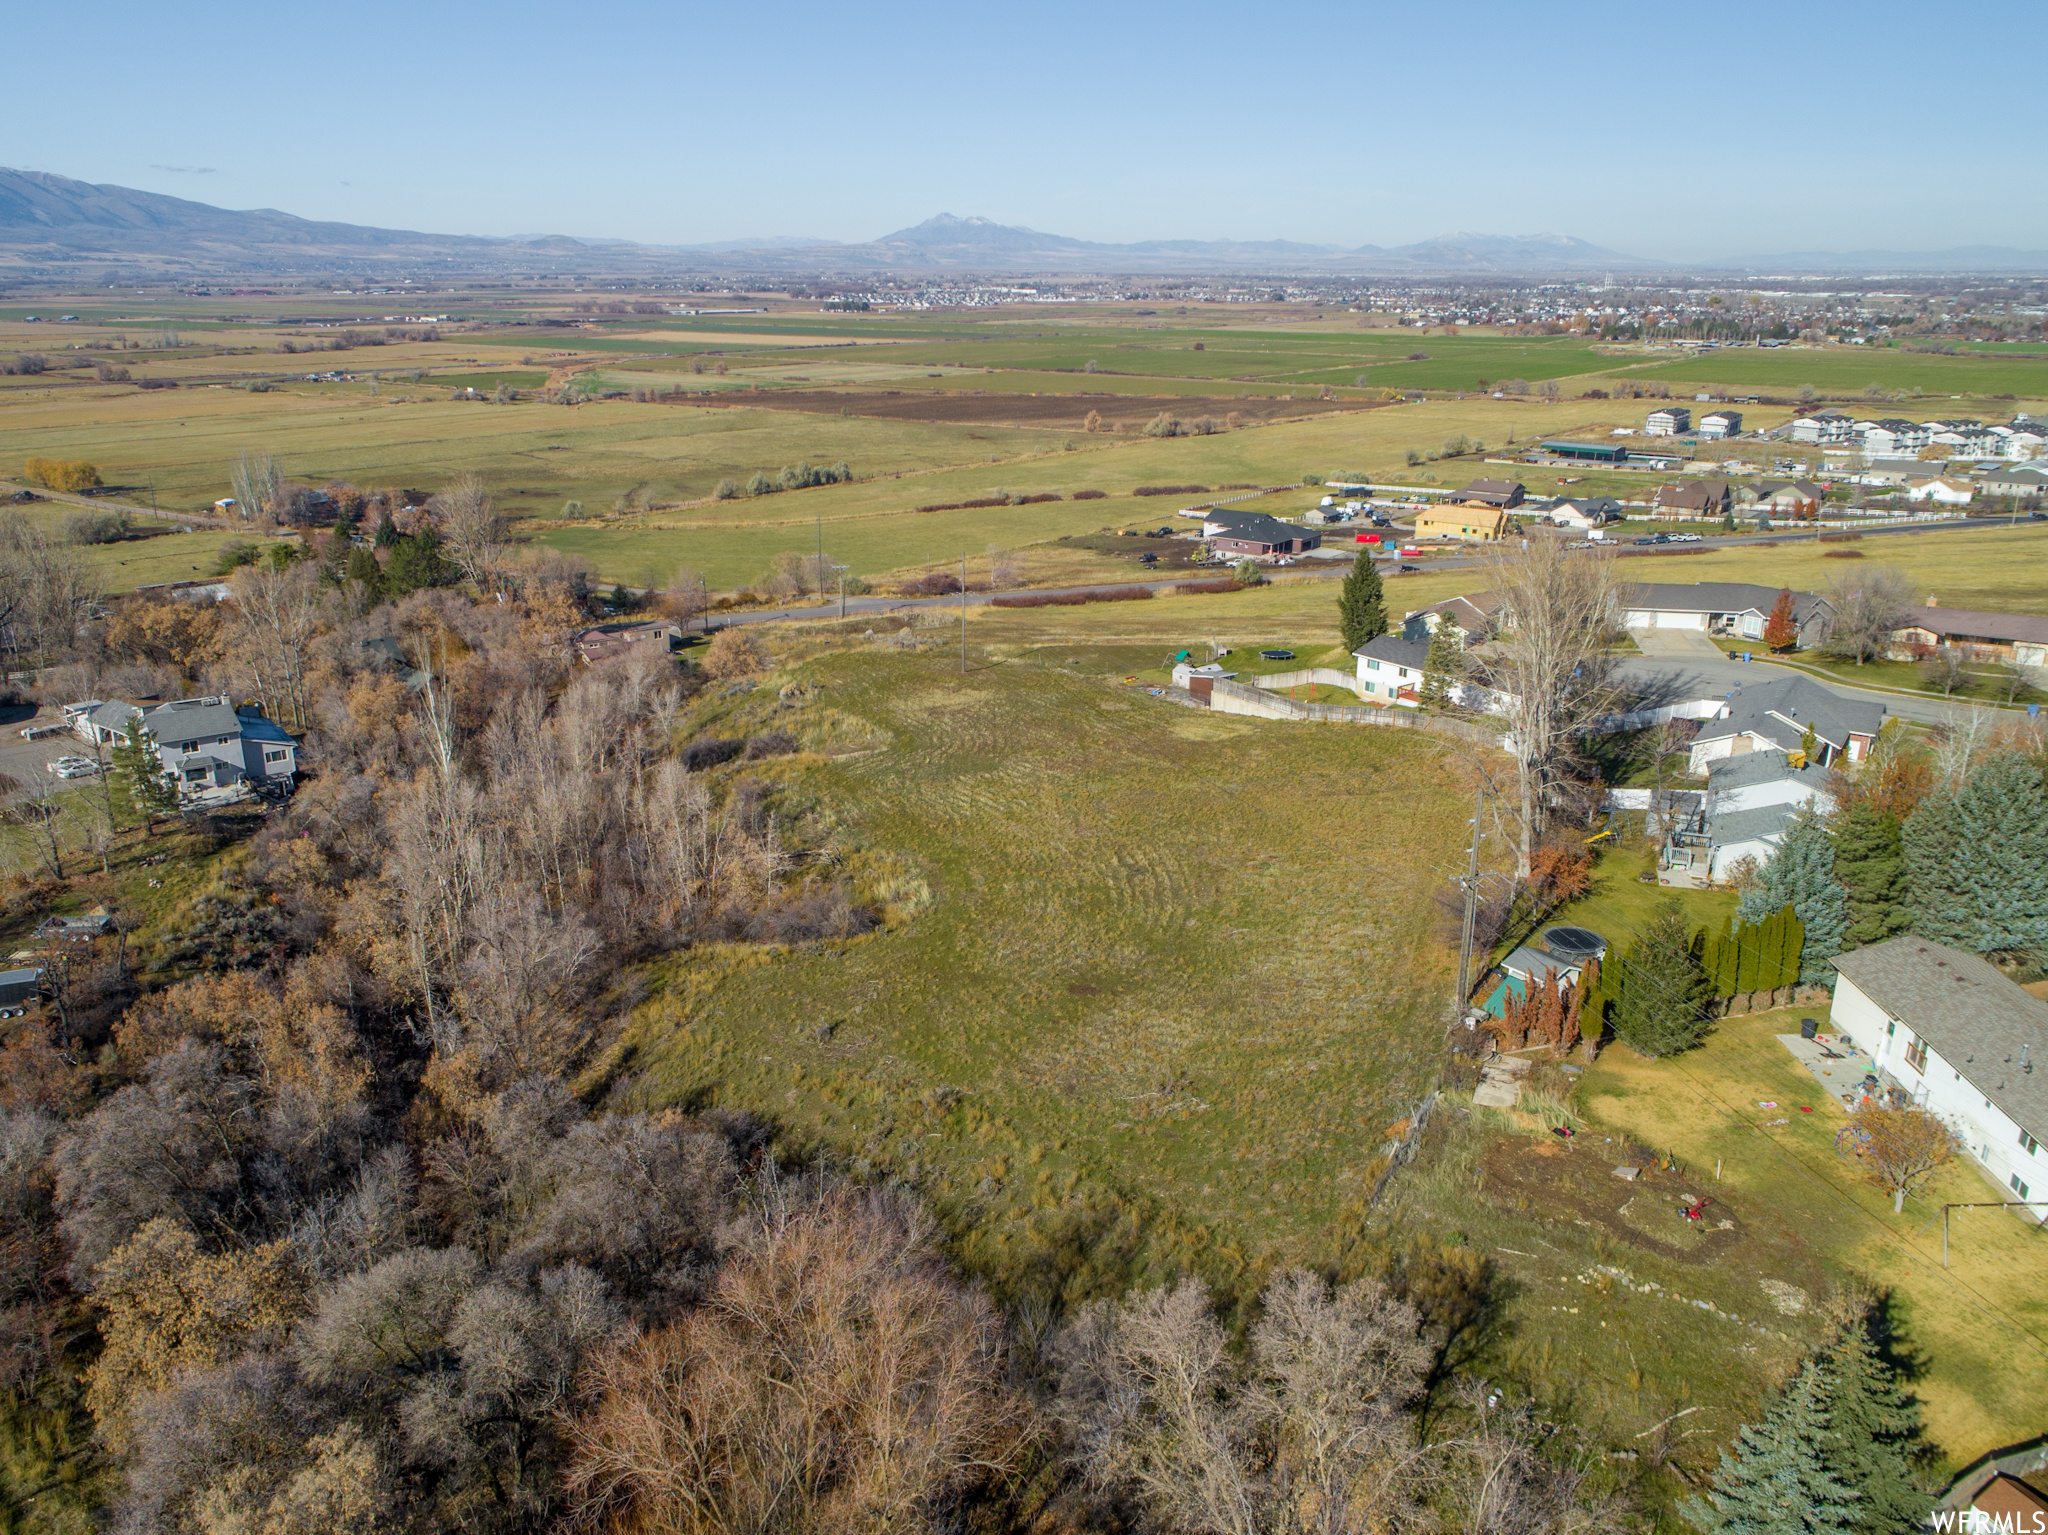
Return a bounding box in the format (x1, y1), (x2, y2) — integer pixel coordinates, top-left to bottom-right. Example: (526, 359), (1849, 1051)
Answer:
(960, 553), (968, 674)
(1455, 781), (1484, 1019)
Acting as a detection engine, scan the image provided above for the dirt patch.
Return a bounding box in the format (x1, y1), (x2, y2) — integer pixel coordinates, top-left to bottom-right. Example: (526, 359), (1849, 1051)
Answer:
(1478, 1135), (1756, 1268)
(674, 389), (1387, 430)
(1048, 532), (1215, 572)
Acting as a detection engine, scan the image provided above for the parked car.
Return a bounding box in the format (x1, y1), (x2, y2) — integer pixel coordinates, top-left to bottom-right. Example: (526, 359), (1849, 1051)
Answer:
(1633, 536), (1656, 545)
(47, 756), (100, 779)
(1673, 532), (1702, 542)
(1260, 649), (1295, 661)
(1139, 552), (1158, 564)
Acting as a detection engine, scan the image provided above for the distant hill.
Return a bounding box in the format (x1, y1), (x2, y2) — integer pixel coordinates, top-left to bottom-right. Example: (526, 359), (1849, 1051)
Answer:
(3, 170), (2041, 279)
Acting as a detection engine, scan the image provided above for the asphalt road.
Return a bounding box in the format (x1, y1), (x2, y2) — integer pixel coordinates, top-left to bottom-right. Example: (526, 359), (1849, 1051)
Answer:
(1610, 652), (2018, 729)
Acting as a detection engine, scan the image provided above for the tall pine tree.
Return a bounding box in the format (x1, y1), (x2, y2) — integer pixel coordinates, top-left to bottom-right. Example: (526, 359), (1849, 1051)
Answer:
(1682, 1360), (1860, 1535)
(1739, 808), (1846, 986)
(111, 724), (178, 837)
(1833, 807), (1908, 947)
(1337, 548), (1388, 653)
(1818, 1309), (1937, 1535)
(1421, 624), (1464, 706)
(1903, 752), (2048, 959)
(1609, 897), (1712, 1056)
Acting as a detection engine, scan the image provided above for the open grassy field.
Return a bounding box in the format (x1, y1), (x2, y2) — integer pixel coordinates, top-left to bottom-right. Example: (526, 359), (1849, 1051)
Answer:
(617, 646), (1470, 1300)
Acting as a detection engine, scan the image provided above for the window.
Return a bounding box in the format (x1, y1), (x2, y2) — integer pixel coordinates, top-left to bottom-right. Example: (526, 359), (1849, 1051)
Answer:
(2013, 1174), (2031, 1200)
(2024, 1131), (2040, 1156)
(264, 748), (288, 764)
(1367, 659), (1380, 671)
(1903, 1037), (1927, 1072)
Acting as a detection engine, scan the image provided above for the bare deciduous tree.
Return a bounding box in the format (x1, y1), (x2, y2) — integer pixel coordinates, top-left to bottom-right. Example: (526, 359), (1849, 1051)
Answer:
(564, 1175), (1026, 1535)
(230, 451), (283, 522)
(1051, 1270), (1432, 1535)
(230, 559), (325, 728)
(1476, 541), (1624, 876)
(1822, 565), (1914, 666)
(433, 473), (510, 591)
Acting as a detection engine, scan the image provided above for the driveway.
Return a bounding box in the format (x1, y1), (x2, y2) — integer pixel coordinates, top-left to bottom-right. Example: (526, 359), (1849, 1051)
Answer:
(1627, 627), (1726, 660)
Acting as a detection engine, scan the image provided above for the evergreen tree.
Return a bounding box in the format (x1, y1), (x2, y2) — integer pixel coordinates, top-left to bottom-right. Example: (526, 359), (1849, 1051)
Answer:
(1818, 1311), (1937, 1535)
(111, 725), (178, 837)
(1336, 549), (1388, 652)
(383, 530), (451, 596)
(372, 508), (401, 547)
(344, 544), (385, 601)
(1903, 753), (2048, 959)
(1421, 624), (1465, 707)
(1739, 809), (1846, 985)
(1609, 897), (1711, 1056)
(1833, 808), (1908, 947)
(1681, 1360), (1860, 1535)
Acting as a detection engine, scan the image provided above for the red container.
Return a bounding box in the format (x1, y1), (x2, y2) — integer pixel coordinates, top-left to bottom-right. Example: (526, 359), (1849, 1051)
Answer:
(1355, 533), (1381, 544)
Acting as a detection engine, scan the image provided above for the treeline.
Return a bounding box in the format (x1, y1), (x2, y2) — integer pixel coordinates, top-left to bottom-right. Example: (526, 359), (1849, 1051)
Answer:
(713, 462), (852, 500)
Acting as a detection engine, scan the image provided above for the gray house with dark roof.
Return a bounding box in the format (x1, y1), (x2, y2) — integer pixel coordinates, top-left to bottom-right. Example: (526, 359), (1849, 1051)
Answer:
(1619, 581), (1833, 646)
(1831, 938), (2047, 1218)
(77, 696), (297, 794)
(1685, 674), (1885, 773)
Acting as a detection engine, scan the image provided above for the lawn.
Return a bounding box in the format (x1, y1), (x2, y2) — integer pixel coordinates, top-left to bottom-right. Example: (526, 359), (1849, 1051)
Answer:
(616, 645), (1474, 1302)
(1578, 1005), (2048, 1466)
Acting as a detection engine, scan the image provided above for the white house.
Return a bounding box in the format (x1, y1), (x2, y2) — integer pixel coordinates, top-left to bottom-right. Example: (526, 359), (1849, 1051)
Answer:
(1645, 406), (1691, 436)
(1791, 410), (1855, 445)
(1536, 495), (1623, 529)
(1686, 674), (1885, 773)
(1698, 410), (1743, 440)
(1352, 634), (1428, 705)
(77, 696), (298, 794)
(1830, 938), (2048, 1220)
(1905, 475), (1974, 506)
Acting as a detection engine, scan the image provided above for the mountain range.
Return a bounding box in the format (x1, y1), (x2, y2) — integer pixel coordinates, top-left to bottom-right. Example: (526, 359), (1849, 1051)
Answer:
(4, 170), (2046, 280)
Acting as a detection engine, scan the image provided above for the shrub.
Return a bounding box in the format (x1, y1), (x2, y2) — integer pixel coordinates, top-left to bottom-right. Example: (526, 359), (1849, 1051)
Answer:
(743, 472), (776, 497)
(1072, 489), (1107, 500)
(136, 378), (179, 390)
(744, 730), (799, 760)
(681, 736), (745, 771)
(24, 456), (103, 492)
(95, 363), (131, 383)
(699, 629), (765, 680)
(1132, 484), (1209, 497)
(1174, 578), (1237, 595)
(713, 478), (740, 500)
(214, 542), (263, 576)
(900, 571), (962, 597)
(989, 586), (1152, 609)
(64, 509), (127, 545)
(1143, 413), (1183, 438)
(1232, 558), (1264, 587)
(3, 353), (47, 376)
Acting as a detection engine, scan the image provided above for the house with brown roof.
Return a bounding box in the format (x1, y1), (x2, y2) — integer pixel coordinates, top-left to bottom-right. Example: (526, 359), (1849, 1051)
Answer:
(1886, 602), (2048, 671)
(1402, 592), (1504, 647)
(574, 621), (682, 665)
(1650, 479), (1732, 518)
(1749, 479), (1824, 517)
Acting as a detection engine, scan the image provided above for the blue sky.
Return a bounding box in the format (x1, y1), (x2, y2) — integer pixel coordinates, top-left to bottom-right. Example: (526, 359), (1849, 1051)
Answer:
(6, 0), (2038, 259)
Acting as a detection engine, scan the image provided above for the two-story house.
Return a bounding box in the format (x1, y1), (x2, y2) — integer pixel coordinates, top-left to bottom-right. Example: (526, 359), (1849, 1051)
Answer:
(1830, 938), (2047, 1220)
(79, 696), (298, 794)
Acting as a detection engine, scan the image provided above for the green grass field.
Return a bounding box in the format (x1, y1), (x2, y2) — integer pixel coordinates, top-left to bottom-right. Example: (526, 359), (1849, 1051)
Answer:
(617, 646), (1467, 1299)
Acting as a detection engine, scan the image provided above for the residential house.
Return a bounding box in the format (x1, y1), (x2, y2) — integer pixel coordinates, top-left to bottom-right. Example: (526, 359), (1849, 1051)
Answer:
(1401, 592), (1503, 648)
(574, 620), (682, 665)
(1790, 409), (1855, 445)
(1352, 633), (1429, 704)
(1698, 409), (1743, 439)
(1905, 475), (1974, 505)
(1201, 510), (1321, 557)
(1650, 479), (1732, 518)
(1858, 457), (1928, 487)
(1645, 405), (1692, 436)
(1685, 674), (1884, 773)
(1412, 503), (1507, 542)
(1990, 417), (2048, 459)
(1886, 603), (2048, 672)
(1978, 464), (2048, 498)
(79, 696), (298, 794)
(1450, 478), (1525, 509)
(1830, 938), (2048, 1221)
(1537, 495), (1623, 529)
(1621, 581), (1832, 645)
(1750, 479), (1824, 518)
(1659, 749), (1832, 886)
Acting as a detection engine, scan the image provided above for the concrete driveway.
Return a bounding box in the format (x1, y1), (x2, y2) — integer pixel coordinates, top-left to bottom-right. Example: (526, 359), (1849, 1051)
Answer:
(1628, 627), (1727, 660)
